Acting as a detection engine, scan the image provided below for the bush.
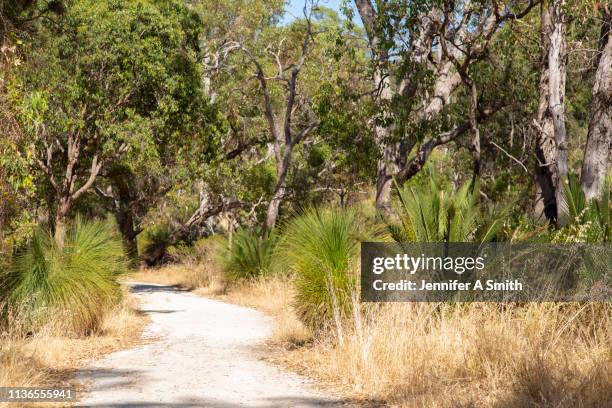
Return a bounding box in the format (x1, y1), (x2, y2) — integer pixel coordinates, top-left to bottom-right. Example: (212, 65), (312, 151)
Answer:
(555, 174), (611, 242)
(278, 207), (381, 330)
(223, 229), (278, 279)
(392, 176), (503, 243)
(0, 219), (127, 335)
(140, 223), (173, 263)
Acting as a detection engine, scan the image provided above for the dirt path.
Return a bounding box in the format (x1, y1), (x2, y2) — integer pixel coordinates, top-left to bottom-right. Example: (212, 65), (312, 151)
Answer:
(76, 282), (344, 407)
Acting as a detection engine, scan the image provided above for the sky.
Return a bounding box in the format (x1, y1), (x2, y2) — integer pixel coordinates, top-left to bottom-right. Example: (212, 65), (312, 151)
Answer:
(282, 0), (361, 25)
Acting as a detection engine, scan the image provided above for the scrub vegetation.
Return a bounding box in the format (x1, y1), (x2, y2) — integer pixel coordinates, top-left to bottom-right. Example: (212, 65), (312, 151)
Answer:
(1, 0), (610, 406)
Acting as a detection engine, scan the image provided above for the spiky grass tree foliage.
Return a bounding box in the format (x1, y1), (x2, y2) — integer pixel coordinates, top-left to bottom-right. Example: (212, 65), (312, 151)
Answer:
(278, 207), (381, 330)
(223, 229), (278, 279)
(0, 219), (126, 334)
(558, 174), (611, 242)
(391, 176), (504, 244)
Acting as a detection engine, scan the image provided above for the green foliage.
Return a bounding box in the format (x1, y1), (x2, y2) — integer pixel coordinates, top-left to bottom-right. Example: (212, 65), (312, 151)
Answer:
(0, 219), (126, 334)
(140, 223), (173, 261)
(277, 207), (380, 330)
(555, 174), (611, 242)
(223, 229), (278, 279)
(15, 0), (221, 232)
(393, 176), (504, 243)
(167, 234), (227, 265)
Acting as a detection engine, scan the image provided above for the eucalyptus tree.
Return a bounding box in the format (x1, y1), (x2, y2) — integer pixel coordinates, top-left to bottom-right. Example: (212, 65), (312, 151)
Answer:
(285, 9), (377, 207)
(241, 5), (321, 231)
(353, 0), (539, 214)
(581, 4), (611, 201)
(0, 1), (67, 256)
(18, 0), (217, 248)
(186, 1), (374, 232)
(534, 0), (569, 225)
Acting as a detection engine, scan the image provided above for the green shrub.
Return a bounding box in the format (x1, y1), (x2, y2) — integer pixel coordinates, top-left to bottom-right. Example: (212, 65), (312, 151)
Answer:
(0, 219), (127, 334)
(223, 229), (278, 279)
(278, 207), (381, 330)
(140, 223), (173, 262)
(393, 176), (503, 243)
(556, 174), (611, 242)
(168, 235), (227, 265)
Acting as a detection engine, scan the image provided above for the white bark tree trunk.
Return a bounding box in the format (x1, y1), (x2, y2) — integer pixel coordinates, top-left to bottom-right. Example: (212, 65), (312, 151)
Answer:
(581, 11), (612, 201)
(534, 0), (567, 225)
(264, 149), (291, 231)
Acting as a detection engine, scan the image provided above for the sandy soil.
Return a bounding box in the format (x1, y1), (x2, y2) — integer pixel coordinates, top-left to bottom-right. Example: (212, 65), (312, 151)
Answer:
(75, 282), (344, 408)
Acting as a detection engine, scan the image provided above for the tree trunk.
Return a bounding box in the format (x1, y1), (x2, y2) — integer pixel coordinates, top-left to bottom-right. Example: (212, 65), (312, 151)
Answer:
(374, 136), (397, 215)
(54, 201), (69, 249)
(114, 207), (139, 264)
(468, 79), (481, 189)
(355, 0), (398, 216)
(265, 185), (285, 231)
(371, 48), (406, 216)
(581, 11), (612, 201)
(548, 0), (568, 223)
(534, 1), (567, 225)
(108, 170), (142, 264)
(264, 152), (291, 231)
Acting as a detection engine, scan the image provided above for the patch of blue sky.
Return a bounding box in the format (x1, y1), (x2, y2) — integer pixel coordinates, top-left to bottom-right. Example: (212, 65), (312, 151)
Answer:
(282, 0), (362, 25)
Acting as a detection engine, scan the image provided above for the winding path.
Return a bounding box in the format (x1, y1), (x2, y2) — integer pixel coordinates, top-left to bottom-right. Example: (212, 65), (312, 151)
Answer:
(76, 283), (343, 408)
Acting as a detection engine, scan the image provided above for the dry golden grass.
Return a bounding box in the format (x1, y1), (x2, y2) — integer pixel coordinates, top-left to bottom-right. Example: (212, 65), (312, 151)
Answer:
(128, 262), (228, 294)
(0, 292), (147, 408)
(128, 237), (228, 293)
(124, 260), (612, 407)
(219, 276), (611, 407)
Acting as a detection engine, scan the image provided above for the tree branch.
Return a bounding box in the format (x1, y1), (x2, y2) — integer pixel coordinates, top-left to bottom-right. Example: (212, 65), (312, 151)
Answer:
(396, 103), (503, 182)
(72, 155), (102, 201)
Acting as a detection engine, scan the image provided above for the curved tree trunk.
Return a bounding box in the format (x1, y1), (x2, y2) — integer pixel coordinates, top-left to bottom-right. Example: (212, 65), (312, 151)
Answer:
(581, 10), (612, 201)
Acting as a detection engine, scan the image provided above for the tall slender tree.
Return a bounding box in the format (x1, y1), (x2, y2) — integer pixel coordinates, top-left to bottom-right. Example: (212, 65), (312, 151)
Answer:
(581, 4), (611, 200)
(242, 4), (320, 231)
(534, 0), (568, 225)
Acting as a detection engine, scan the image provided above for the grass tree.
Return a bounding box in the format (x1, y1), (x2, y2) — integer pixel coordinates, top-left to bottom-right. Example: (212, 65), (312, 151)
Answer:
(278, 207), (383, 330)
(0, 219), (126, 334)
(393, 175), (504, 243)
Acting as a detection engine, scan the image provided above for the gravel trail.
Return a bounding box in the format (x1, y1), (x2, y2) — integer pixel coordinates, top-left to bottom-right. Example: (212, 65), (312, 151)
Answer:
(76, 282), (344, 408)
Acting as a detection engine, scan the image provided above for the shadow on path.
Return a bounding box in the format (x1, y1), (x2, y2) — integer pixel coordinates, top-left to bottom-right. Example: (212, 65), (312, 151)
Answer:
(127, 283), (189, 294)
(77, 395), (359, 407)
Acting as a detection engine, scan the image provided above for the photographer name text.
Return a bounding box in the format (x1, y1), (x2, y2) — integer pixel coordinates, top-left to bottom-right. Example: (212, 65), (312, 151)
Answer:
(372, 279), (523, 291)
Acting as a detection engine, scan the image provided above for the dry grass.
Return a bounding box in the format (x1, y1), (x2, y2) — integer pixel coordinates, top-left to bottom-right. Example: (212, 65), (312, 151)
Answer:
(128, 262), (228, 294)
(125, 261), (612, 407)
(128, 237), (227, 293)
(0, 291), (147, 408)
(218, 276), (611, 407)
